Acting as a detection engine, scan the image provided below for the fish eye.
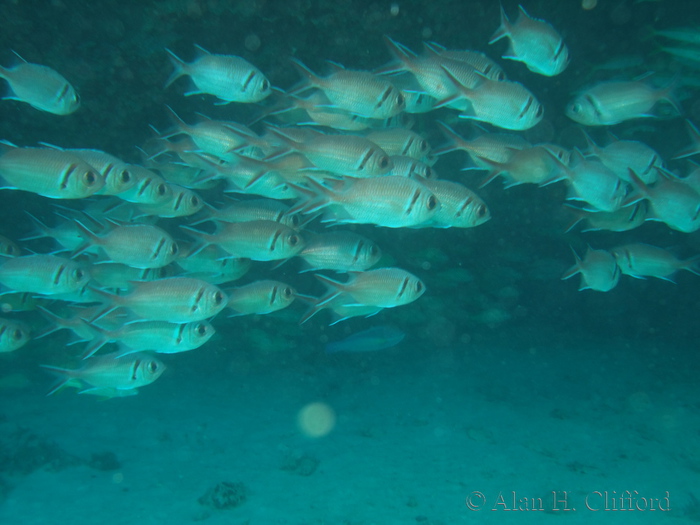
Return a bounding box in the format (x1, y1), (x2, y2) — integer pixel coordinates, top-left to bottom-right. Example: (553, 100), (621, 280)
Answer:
(283, 287), (293, 298)
(396, 93), (405, 107)
(288, 234), (300, 246)
(262, 79), (269, 91)
(379, 156), (389, 169)
(290, 214), (301, 227)
(370, 244), (379, 255)
(120, 170), (131, 183)
(190, 196), (199, 206)
(74, 269), (85, 280)
(477, 205), (487, 217)
(497, 71), (506, 81)
(148, 361), (159, 373)
(424, 166), (433, 179)
(12, 329), (22, 340)
(170, 243), (179, 255)
(84, 171), (97, 185)
(415, 281), (423, 293)
(427, 195), (438, 210)
(570, 103), (581, 114)
(157, 184), (167, 196)
(214, 291), (224, 304)
(196, 323), (207, 335)
(419, 140), (429, 153)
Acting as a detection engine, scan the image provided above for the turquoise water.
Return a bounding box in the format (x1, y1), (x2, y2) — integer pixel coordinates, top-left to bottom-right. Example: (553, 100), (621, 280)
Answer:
(0, 1), (699, 523)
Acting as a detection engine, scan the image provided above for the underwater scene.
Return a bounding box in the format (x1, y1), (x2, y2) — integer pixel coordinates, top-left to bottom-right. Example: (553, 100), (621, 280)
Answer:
(1, 0), (700, 523)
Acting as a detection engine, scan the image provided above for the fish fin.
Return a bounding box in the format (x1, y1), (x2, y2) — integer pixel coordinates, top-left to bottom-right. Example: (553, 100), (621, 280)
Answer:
(673, 119), (700, 160)
(561, 247), (582, 280)
(164, 48), (188, 88)
(488, 3), (512, 45)
(289, 58), (322, 89)
(10, 50), (28, 64)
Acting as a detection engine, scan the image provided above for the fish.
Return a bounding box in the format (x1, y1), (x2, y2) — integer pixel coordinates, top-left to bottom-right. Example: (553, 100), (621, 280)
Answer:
(67, 149), (137, 196)
(438, 66), (544, 131)
(0, 142), (104, 199)
(290, 58), (406, 119)
(74, 221), (180, 269)
(565, 201), (648, 233)
(477, 144), (568, 187)
(582, 132), (662, 185)
(92, 277), (228, 323)
(224, 280), (296, 316)
(0, 317), (31, 353)
(291, 176), (440, 228)
(0, 254), (90, 295)
(561, 247), (620, 292)
(81, 320), (215, 359)
(298, 231), (382, 272)
(183, 220), (305, 261)
(41, 352), (165, 397)
(565, 78), (680, 126)
(117, 165), (174, 205)
(165, 45), (271, 104)
(673, 119), (700, 160)
(267, 126), (393, 177)
(175, 244), (251, 285)
(315, 267), (425, 308)
(489, 5), (569, 76)
(324, 325), (405, 353)
(202, 198), (301, 229)
(627, 169), (700, 233)
(422, 42), (507, 81)
(132, 184), (204, 219)
(297, 291), (384, 325)
(611, 243), (700, 282)
(84, 263), (175, 291)
(0, 51), (79, 115)
(363, 128), (432, 160)
(387, 155), (436, 179)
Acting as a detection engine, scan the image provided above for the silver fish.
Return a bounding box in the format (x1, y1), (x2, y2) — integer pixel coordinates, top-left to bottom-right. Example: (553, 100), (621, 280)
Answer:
(566, 79), (680, 126)
(439, 66), (543, 131)
(562, 247), (620, 292)
(0, 142), (104, 199)
(292, 176), (440, 228)
(0, 51), (79, 115)
(489, 5), (569, 76)
(364, 128), (431, 160)
(88, 263), (176, 290)
(315, 267), (425, 308)
(68, 149), (137, 196)
(93, 277), (228, 323)
(133, 184), (204, 219)
(583, 132), (661, 185)
(203, 198), (301, 229)
(423, 42), (506, 81)
(183, 220), (305, 261)
(297, 291), (384, 325)
(82, 320), (215, 359)
(611, 243), (700, 282)
(74, 222), (180, 269)
(176, 244), (250, 285)
(555, 151), (627, 212)
(477, 144), (569, 187)
(0, 234), (20, 257)
(268, 127), (393, 177)
(225, 280), (296, 316)
(42, 352), (165, 397)
(165, 45), (271, 104)
(298, 231), (382, 272)
(0, 317), (31, 353)
(0, 254), (89, 295)
(118, 165), (174, 205)
(291, 58), (405, 119)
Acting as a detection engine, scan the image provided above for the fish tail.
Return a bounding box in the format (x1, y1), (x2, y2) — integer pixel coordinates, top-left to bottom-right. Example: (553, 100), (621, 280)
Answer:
(164, 48), (188, 89)
(683, 254), (700, 277)
(40, 364), (77, 396)
(561, 246), (583, 280)
(673, 119), (700, 160)
(657, 74), (683, 116)
(71, 219), (99, 258)
(377, 36), (418, 75)
(488, 3), (512, 45)
(287, 179), (332, 215)
(289, 58), (322, 88)
(164, 104), (189, 131)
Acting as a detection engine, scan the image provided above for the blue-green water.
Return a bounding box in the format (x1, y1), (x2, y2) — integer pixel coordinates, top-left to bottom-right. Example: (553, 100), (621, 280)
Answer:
(0, 1), (699, 523)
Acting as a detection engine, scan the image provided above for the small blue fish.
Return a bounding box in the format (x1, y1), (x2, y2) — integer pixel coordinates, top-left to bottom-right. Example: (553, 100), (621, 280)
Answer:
(325, 325), (405, 353)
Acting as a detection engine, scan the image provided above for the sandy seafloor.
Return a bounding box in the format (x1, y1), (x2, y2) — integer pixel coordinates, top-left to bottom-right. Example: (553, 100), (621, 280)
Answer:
(1, 323), (698, 525)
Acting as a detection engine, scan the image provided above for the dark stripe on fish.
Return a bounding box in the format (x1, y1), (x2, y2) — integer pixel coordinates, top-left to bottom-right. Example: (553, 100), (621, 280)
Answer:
(269, 285), (278, 306)
(137, 178), (152, 196)
(241, 70), (256, 92)
(57, 83), (71, 101)
(152, 237), (166, 261)
(53, 263), (66, 286)
(405, 189), (421, 216)
(352, 240), (365, 265)
(357, 148), (374, 171)
(269, 228), (282, 252)
(131, 359), (142, 381)
(401, 137), (414, 156)
(584, 94), (603, 118)
(397, 276), (409, 299)
(59, 164), (78, 190)
(191, 286), (205, 312)
(553, 40), (566, 61)
(518, 96), (534, 120)
(173, 191), (185, 211)
(376, 86), (393, 109)
(0, 324), (6, 339)
(176, 323), (185, 344)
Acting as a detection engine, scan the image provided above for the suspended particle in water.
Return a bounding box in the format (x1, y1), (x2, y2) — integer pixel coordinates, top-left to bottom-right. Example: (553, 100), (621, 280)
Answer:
(582, 0), (597, 10)
(245, 33), (261, 52)
(297, 402), (336, 438)
(390, 3), (399, 16)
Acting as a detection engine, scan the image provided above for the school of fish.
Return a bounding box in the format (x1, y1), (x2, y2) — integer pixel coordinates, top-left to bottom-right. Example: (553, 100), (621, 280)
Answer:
(0, 5), (698, 397)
